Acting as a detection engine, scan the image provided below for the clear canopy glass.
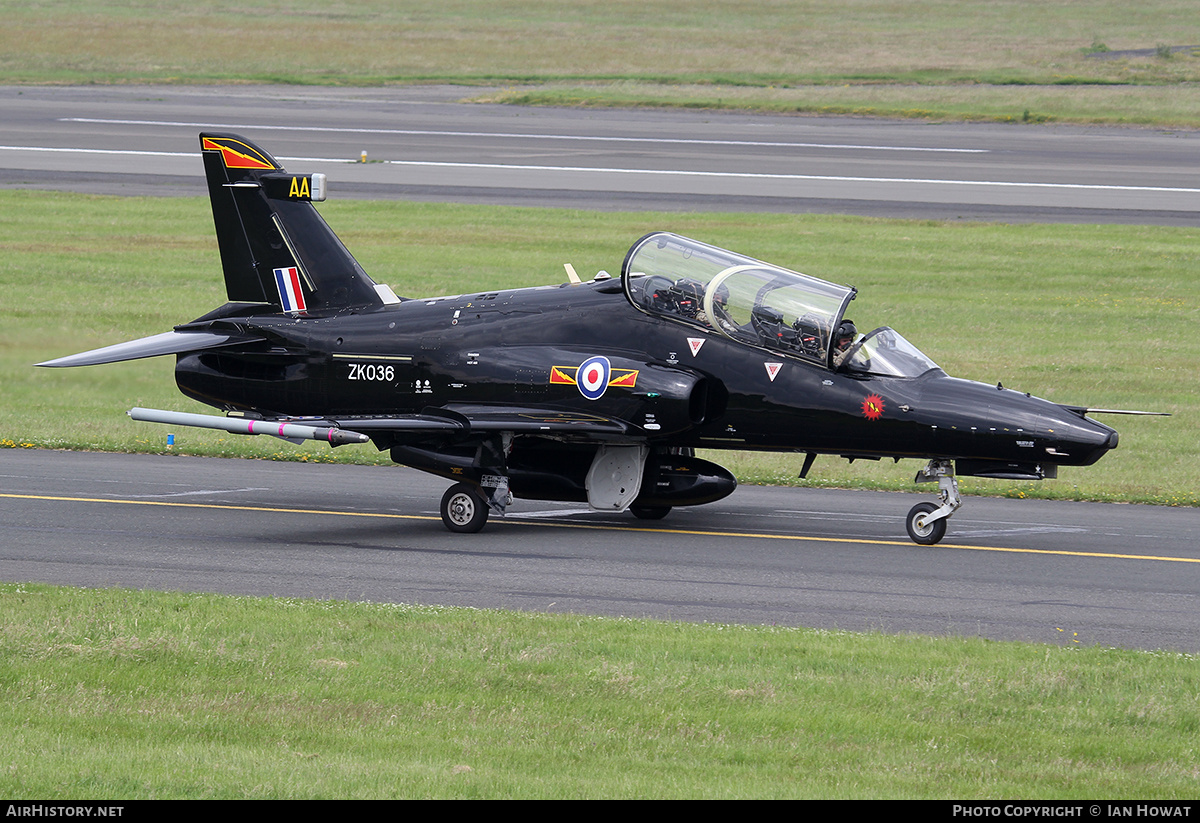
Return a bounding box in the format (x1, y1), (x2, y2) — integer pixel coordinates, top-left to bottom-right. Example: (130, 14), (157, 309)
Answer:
(623, 232), (857, 367)
(840, 326), (941, 377)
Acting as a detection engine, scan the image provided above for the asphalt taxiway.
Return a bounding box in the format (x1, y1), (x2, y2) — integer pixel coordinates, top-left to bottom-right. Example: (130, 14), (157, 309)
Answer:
(4, 450), (1199, 651)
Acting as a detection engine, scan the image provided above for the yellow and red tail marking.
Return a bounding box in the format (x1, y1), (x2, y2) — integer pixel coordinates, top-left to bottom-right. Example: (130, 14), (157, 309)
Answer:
(201, 137), (278, 171)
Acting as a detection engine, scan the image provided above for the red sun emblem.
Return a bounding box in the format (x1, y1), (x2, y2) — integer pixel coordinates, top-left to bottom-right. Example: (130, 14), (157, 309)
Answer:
(861, 394), (885, 421)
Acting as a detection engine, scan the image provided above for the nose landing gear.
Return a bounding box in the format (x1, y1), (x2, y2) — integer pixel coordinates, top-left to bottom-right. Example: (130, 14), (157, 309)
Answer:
(907, 459), (961, 545)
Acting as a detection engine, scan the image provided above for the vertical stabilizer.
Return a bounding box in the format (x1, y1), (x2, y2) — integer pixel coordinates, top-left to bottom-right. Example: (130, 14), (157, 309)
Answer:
(200, 133), (382, 313)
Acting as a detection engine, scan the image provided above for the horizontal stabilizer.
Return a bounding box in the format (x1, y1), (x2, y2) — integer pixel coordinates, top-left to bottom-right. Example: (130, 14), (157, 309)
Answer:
(36, 330), (259, 368)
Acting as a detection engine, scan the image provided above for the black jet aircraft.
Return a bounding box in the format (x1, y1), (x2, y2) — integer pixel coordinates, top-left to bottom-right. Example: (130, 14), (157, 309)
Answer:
(39, 133), (1129, 544)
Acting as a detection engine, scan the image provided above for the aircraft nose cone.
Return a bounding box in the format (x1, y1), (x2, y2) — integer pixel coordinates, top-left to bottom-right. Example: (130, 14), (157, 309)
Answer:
(1047, 406), (1120, 466)
(903, 375), (1121, 469)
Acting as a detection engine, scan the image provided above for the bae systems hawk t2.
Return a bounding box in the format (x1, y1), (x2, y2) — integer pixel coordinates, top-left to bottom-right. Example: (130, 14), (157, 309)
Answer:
(40, 133), (1131, 544)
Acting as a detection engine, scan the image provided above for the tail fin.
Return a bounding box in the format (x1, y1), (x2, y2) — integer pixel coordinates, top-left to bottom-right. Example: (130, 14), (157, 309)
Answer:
(200, 132), (384, 313)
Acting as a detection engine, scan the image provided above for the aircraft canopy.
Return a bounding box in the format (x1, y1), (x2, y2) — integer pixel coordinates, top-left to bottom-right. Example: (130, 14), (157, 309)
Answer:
(840, 326), (941, 378)
(622, 232), (857, 368)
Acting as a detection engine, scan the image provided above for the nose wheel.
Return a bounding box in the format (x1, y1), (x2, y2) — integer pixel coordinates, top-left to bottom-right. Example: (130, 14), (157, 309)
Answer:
(908, 459), (961, 545)
(906, 502), (947, 545)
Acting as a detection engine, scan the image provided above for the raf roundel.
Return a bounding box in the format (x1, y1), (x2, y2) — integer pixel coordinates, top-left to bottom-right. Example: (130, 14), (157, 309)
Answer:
(577, 355), (611, 400)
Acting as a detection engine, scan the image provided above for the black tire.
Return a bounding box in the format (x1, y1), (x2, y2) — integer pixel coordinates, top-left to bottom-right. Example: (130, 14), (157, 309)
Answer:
(441, 483), (489, 533)
(906, 502), (946, 545)
(630, 505), (672, 521)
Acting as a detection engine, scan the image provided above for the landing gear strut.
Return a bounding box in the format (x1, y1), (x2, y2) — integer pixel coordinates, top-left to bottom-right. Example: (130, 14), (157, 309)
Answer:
(907, 459), (961, 545)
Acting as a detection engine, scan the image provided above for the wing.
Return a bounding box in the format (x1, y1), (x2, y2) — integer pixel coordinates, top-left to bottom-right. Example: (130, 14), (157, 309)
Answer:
(125, 403), (634, 448)
(311, 404), (633, 440)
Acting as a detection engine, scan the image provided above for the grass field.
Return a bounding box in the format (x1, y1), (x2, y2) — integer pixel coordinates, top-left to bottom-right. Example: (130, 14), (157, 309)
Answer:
(3, 583), (1199, 799)
(3, 190), (1195, 505)
(3, 1), (1200, 125)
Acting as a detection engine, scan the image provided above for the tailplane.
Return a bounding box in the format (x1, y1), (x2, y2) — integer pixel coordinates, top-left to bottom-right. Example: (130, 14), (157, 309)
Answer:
(200, 132), (389, 313)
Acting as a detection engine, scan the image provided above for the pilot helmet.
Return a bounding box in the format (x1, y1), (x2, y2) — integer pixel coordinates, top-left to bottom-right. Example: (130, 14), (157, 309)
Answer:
(713, 282), (730, 307)
(836, 320), (857, 348)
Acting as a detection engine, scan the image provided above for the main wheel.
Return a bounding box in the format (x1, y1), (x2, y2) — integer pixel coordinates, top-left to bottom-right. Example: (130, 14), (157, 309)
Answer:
(906, 502), (947, 545)
(630, 505), (672, 521)
(441, 483), (489, 533)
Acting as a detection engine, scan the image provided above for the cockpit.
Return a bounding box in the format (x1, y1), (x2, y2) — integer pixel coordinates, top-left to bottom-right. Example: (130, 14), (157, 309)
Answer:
(622, 232), (940, 377)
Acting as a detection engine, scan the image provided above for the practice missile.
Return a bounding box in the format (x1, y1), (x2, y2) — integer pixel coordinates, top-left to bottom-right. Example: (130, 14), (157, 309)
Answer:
(128, 407), (370, 446)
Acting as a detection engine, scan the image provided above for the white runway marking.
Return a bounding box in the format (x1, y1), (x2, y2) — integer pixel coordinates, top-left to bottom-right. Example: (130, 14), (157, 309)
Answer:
(951, 526), (1088, 538)
(60, 117), (989, 153)
(118, 487), (270, 499)
(381, 159), (1200, 194)
(0, 145), (192, 158)
(6, 144), (1194, 196)
(509, 508), (597, 519)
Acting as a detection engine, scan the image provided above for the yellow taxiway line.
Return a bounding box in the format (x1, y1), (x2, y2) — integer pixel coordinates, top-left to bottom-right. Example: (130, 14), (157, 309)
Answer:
(3, 492), (1197, 565)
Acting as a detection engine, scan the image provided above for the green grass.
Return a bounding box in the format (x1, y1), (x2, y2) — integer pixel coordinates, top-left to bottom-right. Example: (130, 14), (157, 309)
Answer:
(2, 190), (1194, 505)
(477, 81), (1200, 128)
(2, 582), (1199, 798)
(3, 1), (1200, 125)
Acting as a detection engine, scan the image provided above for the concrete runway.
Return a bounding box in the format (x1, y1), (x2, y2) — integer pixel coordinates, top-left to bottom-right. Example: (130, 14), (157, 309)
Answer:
(3, 85), (1197, 650)
(2, 84), (1198, 223)
(4, 450), (1200, 651)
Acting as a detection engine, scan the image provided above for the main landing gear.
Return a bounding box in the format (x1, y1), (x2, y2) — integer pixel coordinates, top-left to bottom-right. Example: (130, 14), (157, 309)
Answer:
(906, 459), (961, 545)
(439, 475), (514, 534)
(440, 483), (489, 533)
